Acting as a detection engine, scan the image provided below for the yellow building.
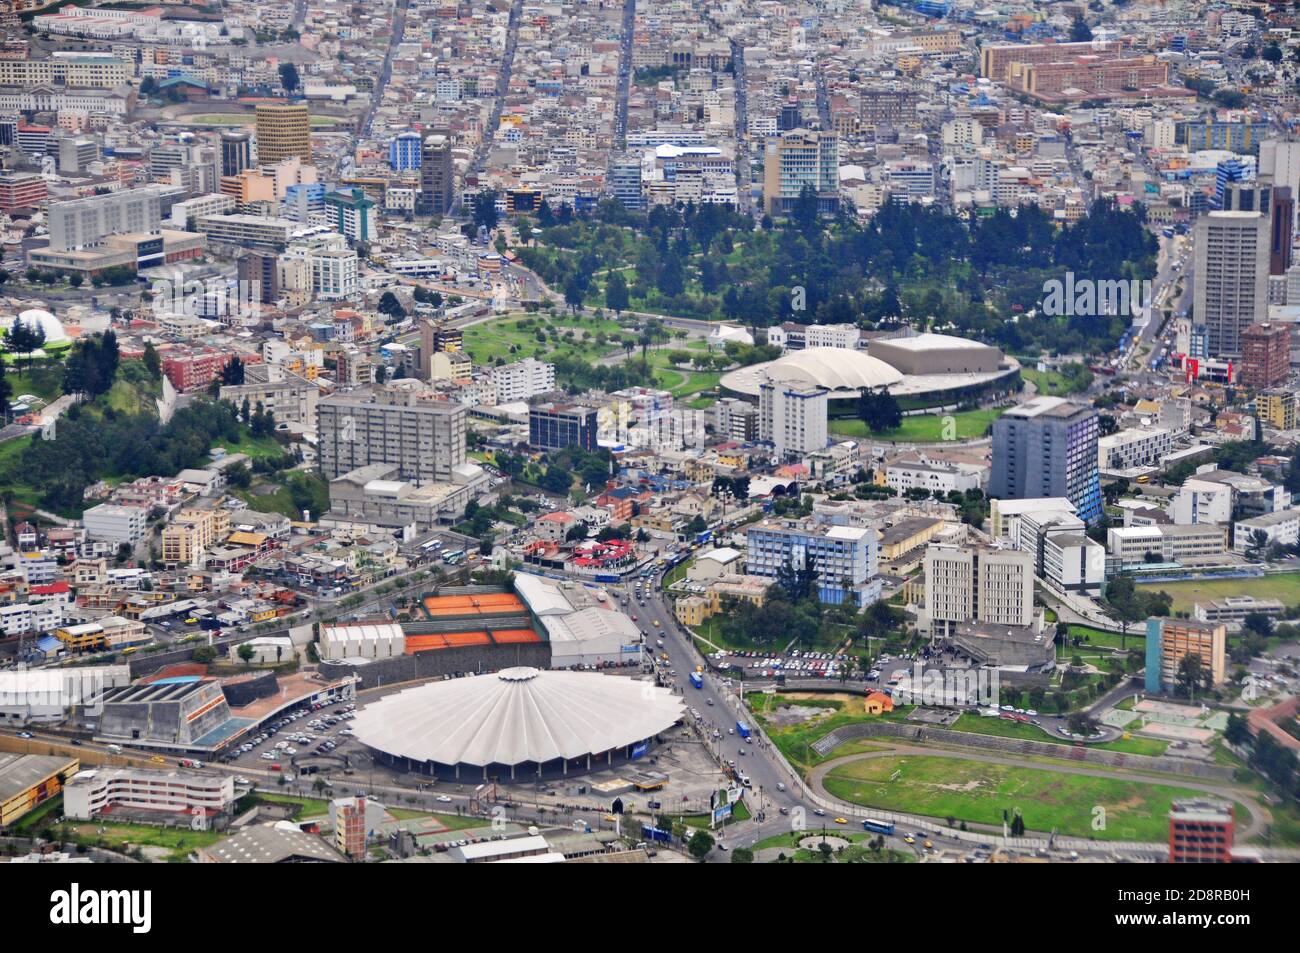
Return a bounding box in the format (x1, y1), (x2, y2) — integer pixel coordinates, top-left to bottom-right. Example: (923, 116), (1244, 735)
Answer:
(1255, 390), (1297, 431)
(1150, 618), (1227, 690)
(675, 594), (711, 627)
(0, 754), (80, 827)
(55, 622), (107, 651)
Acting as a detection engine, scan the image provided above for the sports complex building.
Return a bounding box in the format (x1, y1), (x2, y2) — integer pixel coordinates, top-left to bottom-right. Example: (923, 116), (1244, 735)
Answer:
(719, 333), (1021, 413)
(350, 665), (685, 781)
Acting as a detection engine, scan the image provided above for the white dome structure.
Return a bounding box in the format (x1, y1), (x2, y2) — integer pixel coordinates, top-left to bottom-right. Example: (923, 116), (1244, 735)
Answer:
(720, 346), (904, 397)
(351, 666), (685, 779)
(1, 309), (71, 353)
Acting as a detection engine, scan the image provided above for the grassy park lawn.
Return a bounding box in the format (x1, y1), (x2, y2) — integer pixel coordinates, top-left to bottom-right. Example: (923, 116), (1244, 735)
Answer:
(460, 313), (623, 365)
(829, 407), (1004, 443)
(751, 694), (915, 776)
(211, 432), (288, 462)
(386, 808), (490, 829)
(1136, 573), (1300, 613)
(1065, 625), (1143, 650)
(753, 829), (914, 862)
(823, 754), (1209, 840)
(60, 822), (224, 861)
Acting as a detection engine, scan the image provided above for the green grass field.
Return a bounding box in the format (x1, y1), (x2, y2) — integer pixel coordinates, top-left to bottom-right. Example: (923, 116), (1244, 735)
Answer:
(460, 314), (624, 365)
(830, 407), (1004, 443)
(1136, 573), (1300, 613)
(823, 754), (1215, 841)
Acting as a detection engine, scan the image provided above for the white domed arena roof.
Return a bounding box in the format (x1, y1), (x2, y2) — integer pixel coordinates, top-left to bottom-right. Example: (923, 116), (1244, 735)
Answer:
(720, 346), (904, 396)
(350, 666), (685, 767)
(2, 309), (69, 346)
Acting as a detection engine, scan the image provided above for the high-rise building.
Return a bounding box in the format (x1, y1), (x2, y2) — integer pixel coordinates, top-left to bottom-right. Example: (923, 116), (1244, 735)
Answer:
(1259, 138), (1300, 206)
(763, 128), (838, 217)
(236, 249), (278, 307)
(323, 188), (377, 244)
(745, 518), (880, 606)
(255, 103), (311, 164)
(609, 155), (643, 210)
(317, 387), (467, 484)
(1145, 617), (1227, 694)
(1193, 210), (1269, 358)
(489, 358), (555, 404)
(1271, 186), (1294, 275)
(758, 375), (828, 458)
(418, 133), (453, 216)
(1169, 798), (1235, 863)
(418, 320), (462, 380)
(334, 796), (368, 858)
(47, 187), (165, 252)
(221, 130), (252, 178)
(923, 544), (1035, 638)
(389, 131), (422, 172)
(990, 397), (1102, 524)
(1239, 322), (1291, 389)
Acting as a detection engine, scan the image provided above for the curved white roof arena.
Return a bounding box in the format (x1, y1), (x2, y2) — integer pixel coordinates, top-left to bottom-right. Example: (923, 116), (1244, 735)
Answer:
(350, 666), (685, 767)
(1, 309), (69, 347)
(719, 346), (904, 397)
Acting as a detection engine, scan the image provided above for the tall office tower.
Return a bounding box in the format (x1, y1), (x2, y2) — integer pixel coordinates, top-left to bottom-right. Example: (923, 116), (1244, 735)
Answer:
(758, 375), (828, 458)
(1213, 156), (1254, 209)
(990, 396), (1102, 524)
(48, 187), (164, 252)
(1145, 618), (1227, 694)
(923, 544), (1036, 638)
(418, 133), (453, 215)
(1259, 138), (1300, 208)
(608, 155), (643, 210)
(255, 103), (311, 165)
(221, 130), (252, 178)
(389, 131), (422, 172)
(762, 127), (839, 217)
(237, 249), (279, 307)
(317, 387), (467, 484)
(1271, 186), (1294, 275)
(1193, 210), (1269, 358)
(1239, 322), (1291, 389)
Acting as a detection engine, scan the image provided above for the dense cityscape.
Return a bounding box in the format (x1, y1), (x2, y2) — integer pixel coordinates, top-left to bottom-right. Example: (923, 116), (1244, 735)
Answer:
(0, 0), (1289, 908)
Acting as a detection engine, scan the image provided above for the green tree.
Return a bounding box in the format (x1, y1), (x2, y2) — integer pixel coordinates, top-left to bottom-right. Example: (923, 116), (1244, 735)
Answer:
(279, 62), (300, 93)
(605, 270), (629, 314)
(687, 829), (715, 860)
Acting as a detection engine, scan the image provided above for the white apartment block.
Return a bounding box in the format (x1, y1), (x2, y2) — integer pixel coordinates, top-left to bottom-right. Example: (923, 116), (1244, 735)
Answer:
(759, 375), (828, 458)
(1097, 426), (1175, 471)
(0, 602), (63, 637)
(82, 504), (148, 547)
(1170, 479), (1234, 525)
(886, 460), (981, 495)
(923, 544), (1035, 637)
(1107, 524), (1229, 564)
(489, 358), (556, 404)
(988, 497), (1076, 539)
(63, 767), (235, 821)
(1233, 508), (1300, 553)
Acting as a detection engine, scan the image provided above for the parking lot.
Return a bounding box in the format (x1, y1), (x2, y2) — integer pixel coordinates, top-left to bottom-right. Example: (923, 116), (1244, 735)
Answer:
(219, 701), (360, 777)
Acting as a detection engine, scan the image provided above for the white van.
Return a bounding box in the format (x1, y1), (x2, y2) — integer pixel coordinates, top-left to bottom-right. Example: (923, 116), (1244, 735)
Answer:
(106, 744), (123, 754)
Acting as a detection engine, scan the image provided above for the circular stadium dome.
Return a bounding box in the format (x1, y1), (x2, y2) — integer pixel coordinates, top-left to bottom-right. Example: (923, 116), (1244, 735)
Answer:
(1, 308), (71, 355)
(719, 346), (904, 397)
(351, 666), (686, 780)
